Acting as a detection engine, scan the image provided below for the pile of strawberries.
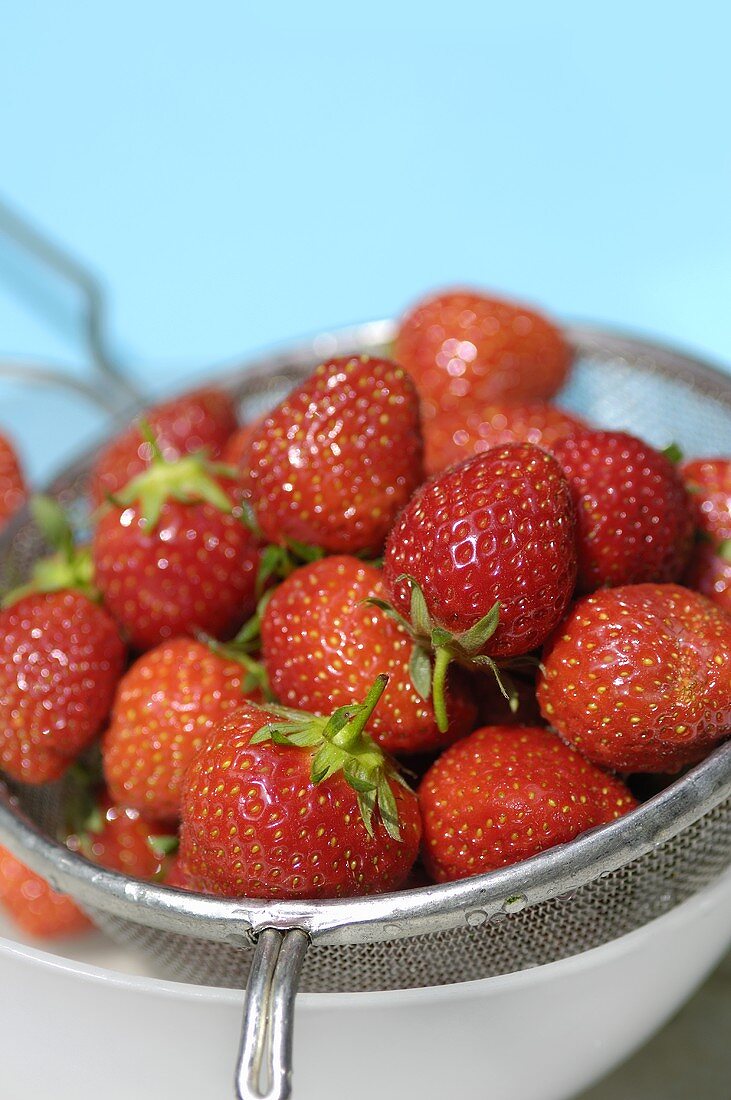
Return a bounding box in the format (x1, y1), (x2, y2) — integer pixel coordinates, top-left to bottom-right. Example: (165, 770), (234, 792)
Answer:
(0, 287), (730, 938)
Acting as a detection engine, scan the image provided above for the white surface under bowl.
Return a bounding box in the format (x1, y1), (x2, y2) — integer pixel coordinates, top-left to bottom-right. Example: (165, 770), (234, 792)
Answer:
(1, 867), (730, 1100)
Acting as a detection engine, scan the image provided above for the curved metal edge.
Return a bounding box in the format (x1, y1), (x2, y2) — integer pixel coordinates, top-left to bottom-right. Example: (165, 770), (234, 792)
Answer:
(0, 740), (728, 947)
(235, 929), (309, 1100)
(564, 322), (731, 403)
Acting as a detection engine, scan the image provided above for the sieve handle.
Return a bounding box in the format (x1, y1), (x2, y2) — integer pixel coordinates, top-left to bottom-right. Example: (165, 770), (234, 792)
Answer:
(0, 195), (145, 412)
(236, 927), (310, 1100)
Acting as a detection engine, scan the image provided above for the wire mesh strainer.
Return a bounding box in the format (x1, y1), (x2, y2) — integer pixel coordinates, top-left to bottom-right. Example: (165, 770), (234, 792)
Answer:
(0, 202), (730, 1100)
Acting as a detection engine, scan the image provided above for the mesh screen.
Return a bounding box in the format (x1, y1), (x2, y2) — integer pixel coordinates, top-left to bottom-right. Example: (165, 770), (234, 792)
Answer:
(86, 796), (731, 991)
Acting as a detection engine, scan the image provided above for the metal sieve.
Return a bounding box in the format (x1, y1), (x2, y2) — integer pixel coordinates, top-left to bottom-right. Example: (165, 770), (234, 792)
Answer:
(0, 201), (730, 1100)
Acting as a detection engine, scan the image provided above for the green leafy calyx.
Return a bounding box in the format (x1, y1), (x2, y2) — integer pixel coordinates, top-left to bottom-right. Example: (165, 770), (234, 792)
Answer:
(2, 496), (99, 608)
(111, 426), (237, 531)
(368, 575), (517, 733)
(250, 674), (407, 841)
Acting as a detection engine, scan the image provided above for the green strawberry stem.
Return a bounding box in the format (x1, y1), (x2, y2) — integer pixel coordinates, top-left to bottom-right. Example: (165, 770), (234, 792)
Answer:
(719, 539), (731, 564)
(2, 496), (99, 608)
(329, 673), (388, 750)
(431, 647), (452, 733)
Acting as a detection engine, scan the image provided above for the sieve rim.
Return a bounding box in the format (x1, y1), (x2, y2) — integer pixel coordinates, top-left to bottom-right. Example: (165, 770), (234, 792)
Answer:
(0, 320), (730, 949)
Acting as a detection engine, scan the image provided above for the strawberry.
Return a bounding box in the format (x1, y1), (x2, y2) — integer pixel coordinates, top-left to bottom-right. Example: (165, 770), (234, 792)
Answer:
(685, 542), (731, 614)
(89, 387), (238, 505)
(552, 430), (694, 593)
(179, 677), (421, 899)
(383, 443), (577, 727)
(68, 798), (173, 881)
(424, 402), (588, 476)
(244, 356), (424, 555)
(260, 556), (477, 755)
(419, 725), (637, 882)
(537, 584), (731, 772)
(222, 419), (261, 470)
(681, 457), (731, 544)
(103, 637), (262, 822)
(164, 855), (193, 890)
(0, 433), (26, 531)
(394, 289), (572, 421)
(92, 445), (261, 650)
(0, 845), (91, 939)
(0, 591), (125, 784)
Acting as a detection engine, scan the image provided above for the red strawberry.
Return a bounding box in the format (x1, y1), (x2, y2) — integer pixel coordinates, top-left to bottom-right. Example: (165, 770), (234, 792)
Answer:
(685, 543), (731, 614)
(89, 387), (237, 505)
(681, 458), (731, 544)
(103, 637), (261, 822)
(383, 443), (577, 727)
(222, 420), (261, 470)
(92, 448), (261, 650)
(244, 356), (424, 554)
(537, 584), (731, 772)
(394, 289), (572, 421)
(0, 591), (125, 784)
(0, 845), (91, 939)
(69, 799), (173, 881)
(419, 725), (637, 883)
(179, 677), (421, 899)
(552, 430), (694, 593)
(164, 855), (193, 890)
(424, 402), (588, 476)
(261, 556), (477, 755)
(681, 458), (731, 613)
(0, 433), (26, 531)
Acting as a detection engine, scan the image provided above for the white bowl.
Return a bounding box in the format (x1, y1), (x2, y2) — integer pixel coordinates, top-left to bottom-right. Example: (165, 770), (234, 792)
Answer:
(1, 866), (729, 1100)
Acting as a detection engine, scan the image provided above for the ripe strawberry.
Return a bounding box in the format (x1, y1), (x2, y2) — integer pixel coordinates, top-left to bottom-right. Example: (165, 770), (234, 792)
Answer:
(685, 542), (731, 614)
(681, 458), (731, 613)
(179, 677), (421, 899)
(552, 430), (694, 593)
(537, 584), (731, 772)
(681, 458), (731, 544)
(261, 556), (477, 755)
(89, 387), (238, 505)
(0, 433), (26, 531)
(394, 289), (572, 421)
(103, 637), (261, 822)
(419, 725), (637, 883)
(0, 591), (125, 784)
(69, 798), (173, 881)
(424, 402), (588, 476)
(0, 845), (91, 939)
(383, 443), (577, 726)
(164, 855), (193, 890)
(244, 356), (424, 554)
(222, 419), (261, 470)
(92, 447), (261, 650)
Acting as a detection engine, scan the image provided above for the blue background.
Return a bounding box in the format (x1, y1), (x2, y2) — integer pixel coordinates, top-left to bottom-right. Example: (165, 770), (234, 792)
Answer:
(1, 1), (730, 480)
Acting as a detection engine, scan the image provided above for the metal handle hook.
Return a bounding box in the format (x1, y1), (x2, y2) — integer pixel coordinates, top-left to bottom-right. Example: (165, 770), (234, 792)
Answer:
(236, 928), (310, 1100)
